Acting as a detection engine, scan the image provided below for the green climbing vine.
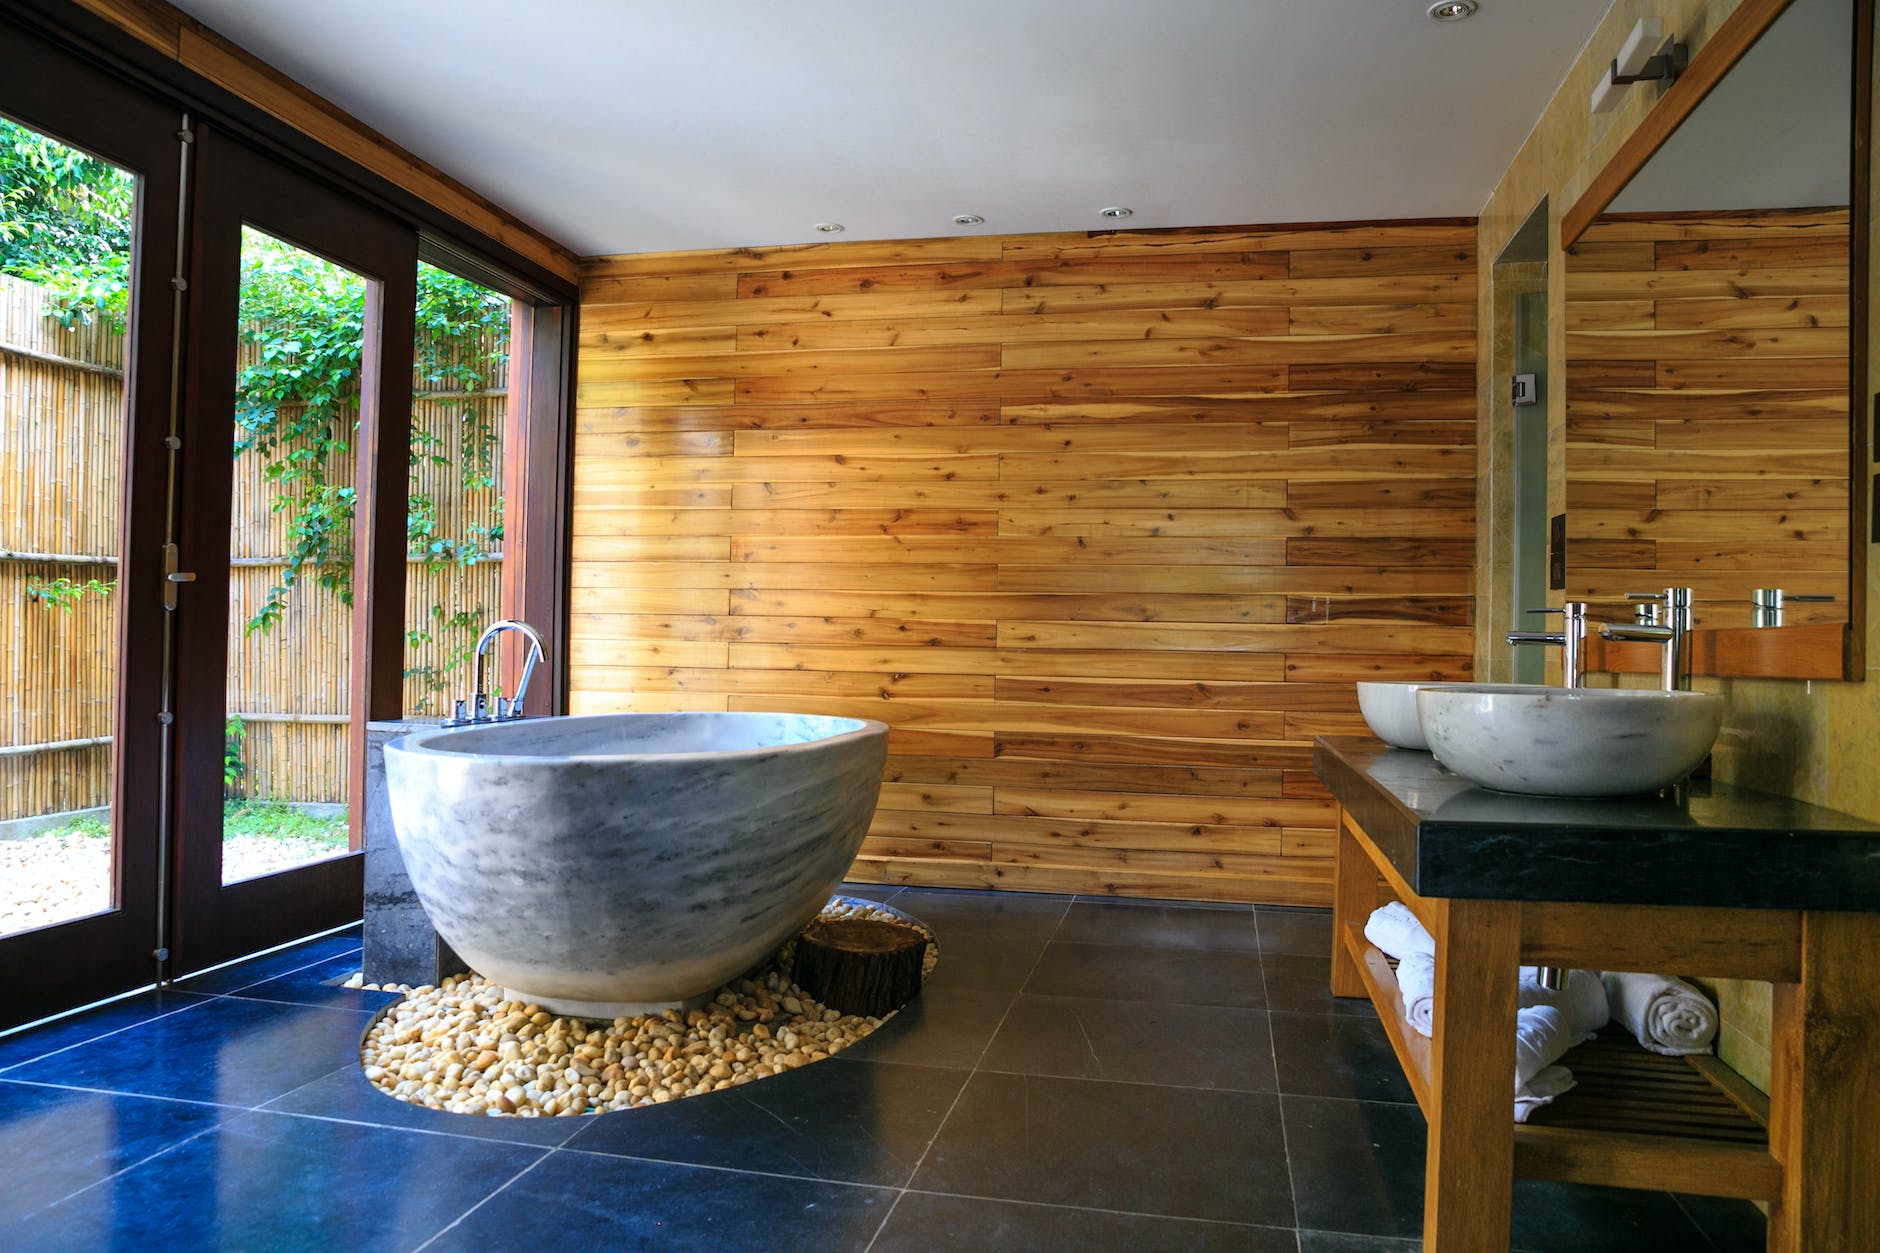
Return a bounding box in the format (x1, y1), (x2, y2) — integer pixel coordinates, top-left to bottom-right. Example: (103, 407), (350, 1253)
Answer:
(24, 575), (114, 612)
(0, 117), (133, 330)
(1, 119), (510, 708)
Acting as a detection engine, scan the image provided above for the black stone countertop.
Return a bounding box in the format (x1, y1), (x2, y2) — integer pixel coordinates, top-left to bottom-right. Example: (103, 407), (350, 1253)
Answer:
(1313, 737), (1880, 912)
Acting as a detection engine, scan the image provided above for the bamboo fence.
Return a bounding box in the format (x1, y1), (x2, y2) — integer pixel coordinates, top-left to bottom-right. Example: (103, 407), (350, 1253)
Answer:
(0, 273), (505, 820)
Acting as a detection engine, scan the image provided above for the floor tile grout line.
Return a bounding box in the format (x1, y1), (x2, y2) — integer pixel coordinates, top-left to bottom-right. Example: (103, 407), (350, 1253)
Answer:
(409, 1149), (553, 1252)
(245, 1100), (578, 1151)
(857, 1186), (907, 1252)
(971, 1061), (1281, 1097)
(861, 893), (1072, 1247)
(173, 939), (363, 998)
(1259, 907), (1304, 1232)
(891, 1185), (1303, 1232)
(1274, 1060), (1306, 1234)
(0, 1075), (265, 1112)
(211, 985), (387, 1015)
(0, 995), (220, 1077)
(1668, 1190), (1731, 1252)
(210, 991), (386, 1015)
(15, 1118), (226, 1225)
(553, 1144), (907, 1192)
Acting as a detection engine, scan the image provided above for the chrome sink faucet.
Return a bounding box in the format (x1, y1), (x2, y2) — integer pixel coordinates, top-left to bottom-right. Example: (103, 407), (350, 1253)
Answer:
(1507, 602), (1589, 687)
(451, 619), (547, 725)
(1599, 588), (1692, 691)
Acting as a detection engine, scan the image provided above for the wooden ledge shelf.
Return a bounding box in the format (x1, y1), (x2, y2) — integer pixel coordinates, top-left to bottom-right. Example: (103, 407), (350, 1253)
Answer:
(1584, 621), (1847, 681)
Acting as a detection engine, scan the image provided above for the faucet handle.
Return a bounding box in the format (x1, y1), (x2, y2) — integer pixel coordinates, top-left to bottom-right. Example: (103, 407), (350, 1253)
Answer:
(1523, 602), (1588, 624)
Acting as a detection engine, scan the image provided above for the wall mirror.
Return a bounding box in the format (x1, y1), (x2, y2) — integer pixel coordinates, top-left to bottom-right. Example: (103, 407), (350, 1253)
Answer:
(1561, 0), (1869, 680)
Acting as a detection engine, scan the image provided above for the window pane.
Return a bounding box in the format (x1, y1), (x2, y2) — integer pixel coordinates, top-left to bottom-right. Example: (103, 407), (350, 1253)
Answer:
(404, 263), (510, 717)
(0, 115), (134, 935)
(222, 225), (361, 883)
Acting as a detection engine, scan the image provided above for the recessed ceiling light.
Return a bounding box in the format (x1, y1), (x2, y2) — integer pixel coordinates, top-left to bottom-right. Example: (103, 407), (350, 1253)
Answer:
(1098, 206), (1133, 219)
(1427, 0), (1477, 20)
(814, 222), (845, 233)
(952, 213), (986, 226)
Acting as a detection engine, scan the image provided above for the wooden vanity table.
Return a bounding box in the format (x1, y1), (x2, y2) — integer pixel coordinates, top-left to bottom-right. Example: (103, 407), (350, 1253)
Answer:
(1315, 738), (1880, 1253)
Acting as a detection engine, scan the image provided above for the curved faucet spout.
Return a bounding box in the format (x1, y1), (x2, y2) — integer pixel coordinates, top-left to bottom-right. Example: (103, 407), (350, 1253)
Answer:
(462, 619), (548, 723)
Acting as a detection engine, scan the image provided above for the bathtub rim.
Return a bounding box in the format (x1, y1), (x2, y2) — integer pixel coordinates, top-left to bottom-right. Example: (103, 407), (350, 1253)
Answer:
(385, 710), (889, 764)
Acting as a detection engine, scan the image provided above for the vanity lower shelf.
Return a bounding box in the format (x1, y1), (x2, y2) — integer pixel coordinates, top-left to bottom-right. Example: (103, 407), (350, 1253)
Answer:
(1315, 735), (1880, 1251)
(1340, 921), (1778, 1200)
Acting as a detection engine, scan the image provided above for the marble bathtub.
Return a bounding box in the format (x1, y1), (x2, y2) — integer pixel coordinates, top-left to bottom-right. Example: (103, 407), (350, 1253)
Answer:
(382, 712), (888, 1016)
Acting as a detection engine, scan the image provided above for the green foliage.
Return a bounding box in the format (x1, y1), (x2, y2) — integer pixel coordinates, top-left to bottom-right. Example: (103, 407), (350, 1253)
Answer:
(3, 123), (509, 701)
(222, 799), (348, 845)
(25, 575), (113, 612)
(403, 603), (487, 711)
(232, 240), (509, 641)
(223, 716), (248, 794)
(45, 814), (110, 840)
(0, 118), (134, 328)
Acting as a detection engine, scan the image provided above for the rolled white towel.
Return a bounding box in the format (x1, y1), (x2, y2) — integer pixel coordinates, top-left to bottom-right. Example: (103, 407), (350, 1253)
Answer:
(1396, 950), (1435, 1036)
(1392, 957), (1586, 1122)
(1515, 1003), (1599, 1090)
(1515, 1064), (1576, 1123)
(1364, 902), (1434, 961)
(1602, 971), (1718, 1055)
(1519, 967), (1611, 1036)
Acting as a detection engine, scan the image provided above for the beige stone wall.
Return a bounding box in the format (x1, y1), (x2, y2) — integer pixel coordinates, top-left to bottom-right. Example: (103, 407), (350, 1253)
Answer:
(1476, 0), (1880, 1091)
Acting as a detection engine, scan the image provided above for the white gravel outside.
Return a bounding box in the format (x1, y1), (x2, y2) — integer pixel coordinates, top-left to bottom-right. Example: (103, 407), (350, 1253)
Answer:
(1, 828), (348, 937)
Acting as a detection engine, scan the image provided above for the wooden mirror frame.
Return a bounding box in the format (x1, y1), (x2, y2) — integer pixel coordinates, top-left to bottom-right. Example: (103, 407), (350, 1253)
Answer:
(1562, 0), (1872, 682)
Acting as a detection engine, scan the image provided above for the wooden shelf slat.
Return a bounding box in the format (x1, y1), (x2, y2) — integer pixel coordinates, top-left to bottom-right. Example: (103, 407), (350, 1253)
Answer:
(1513, 1125), (1782, 1199)
(1339, 921), (1433, 1114)
(1517, 1030), (1777, 1196)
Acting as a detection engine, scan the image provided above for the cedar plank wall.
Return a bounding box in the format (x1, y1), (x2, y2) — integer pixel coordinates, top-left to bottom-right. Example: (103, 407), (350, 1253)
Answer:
(570, 221), (1478, 905)
(1565, 207), (1850, 625)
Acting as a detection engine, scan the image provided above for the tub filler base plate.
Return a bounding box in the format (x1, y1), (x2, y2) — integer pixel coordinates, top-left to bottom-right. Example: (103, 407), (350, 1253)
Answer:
(502, 988), (712, 1020)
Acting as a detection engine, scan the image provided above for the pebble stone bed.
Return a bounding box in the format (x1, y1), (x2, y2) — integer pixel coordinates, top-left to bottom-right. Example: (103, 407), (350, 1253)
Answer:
(347, 897), (938, 1119)
(1, 830), (347, 936)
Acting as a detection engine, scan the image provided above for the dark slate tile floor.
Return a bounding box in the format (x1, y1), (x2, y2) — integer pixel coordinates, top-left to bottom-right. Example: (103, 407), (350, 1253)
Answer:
(0, 891), (1767, 1252)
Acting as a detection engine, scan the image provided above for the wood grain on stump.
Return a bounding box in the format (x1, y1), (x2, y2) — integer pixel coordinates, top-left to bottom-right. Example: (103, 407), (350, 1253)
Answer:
(792, 918), (928, 1018)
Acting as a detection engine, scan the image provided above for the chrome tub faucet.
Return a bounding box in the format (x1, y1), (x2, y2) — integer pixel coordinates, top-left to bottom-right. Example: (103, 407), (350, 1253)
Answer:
(451, 619), (547, 725)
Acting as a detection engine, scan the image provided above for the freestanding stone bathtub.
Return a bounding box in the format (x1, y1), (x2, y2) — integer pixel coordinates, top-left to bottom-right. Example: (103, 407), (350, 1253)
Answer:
(382, 712), (888, 1017)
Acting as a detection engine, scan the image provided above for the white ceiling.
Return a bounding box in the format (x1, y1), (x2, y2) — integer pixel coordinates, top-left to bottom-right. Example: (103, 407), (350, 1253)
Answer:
(171, 0), (1616, 259)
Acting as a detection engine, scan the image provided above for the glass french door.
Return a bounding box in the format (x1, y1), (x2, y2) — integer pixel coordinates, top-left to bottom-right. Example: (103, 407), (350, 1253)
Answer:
(0, 25), (182, 1028)
(166, 124), (415, 975)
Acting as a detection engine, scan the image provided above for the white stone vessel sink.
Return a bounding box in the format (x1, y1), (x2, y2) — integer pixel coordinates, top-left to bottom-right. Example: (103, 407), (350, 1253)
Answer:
(383, 712), (887, 1017)
(1357, 681), (1534, 751)
(1414, 685), (1724, 798)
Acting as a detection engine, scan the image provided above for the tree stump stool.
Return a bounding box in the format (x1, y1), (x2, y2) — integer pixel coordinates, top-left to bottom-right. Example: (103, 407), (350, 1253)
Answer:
(792, 918), (928, 1018)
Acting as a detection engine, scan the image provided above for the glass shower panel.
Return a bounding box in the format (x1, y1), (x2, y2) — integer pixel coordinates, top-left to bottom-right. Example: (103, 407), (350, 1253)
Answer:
(0, 116), (135, 935)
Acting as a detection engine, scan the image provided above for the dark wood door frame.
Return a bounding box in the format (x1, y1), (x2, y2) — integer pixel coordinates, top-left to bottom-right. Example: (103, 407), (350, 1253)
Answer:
(502, 303), (576, 714)
(0, 19), (182, 1031)
(1, 9), (578, 1025)
(168, 123), (415, 976)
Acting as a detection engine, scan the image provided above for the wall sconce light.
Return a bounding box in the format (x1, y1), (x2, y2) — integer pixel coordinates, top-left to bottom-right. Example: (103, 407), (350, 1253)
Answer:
(1589, 17), (1688, 114)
